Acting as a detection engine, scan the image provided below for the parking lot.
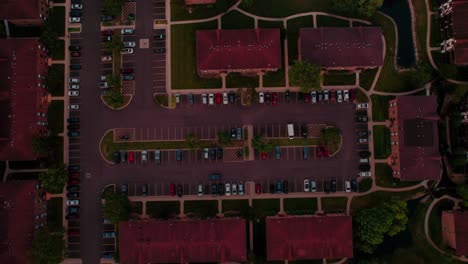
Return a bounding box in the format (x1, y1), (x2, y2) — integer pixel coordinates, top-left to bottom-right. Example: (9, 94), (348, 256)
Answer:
(152, 28), (166, 93)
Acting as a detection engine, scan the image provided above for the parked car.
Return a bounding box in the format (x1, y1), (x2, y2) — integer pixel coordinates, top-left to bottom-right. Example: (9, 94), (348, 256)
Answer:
(69, 64), (81, 70)
(68, 165), (80, 171)
(120, 48), (134, 54)
(298, 92), (304, 103)
(283, 180), (289, 194)
(113, 151), (120, 164)
(102, 36), (112, 42)
(169, 183), (176, 196)
(103, 232), (116, 238)
(101, 30), (114, 36)
(302, 147), (308, 160)
(69, 45), (81, 51)
(355, 116), (368, 122)
(323, 90), (329, 101)
(311, 180), (317, 192)
(359, 171), (372, 177)
(316, 146), (323, 158)
(154, 47), (166, 53)
(285, 90), (290, 103)
(177, 184), (183, 197)
(188, 93), (194, 105)
(271, 92), (278, 105)
(154, 34), (166, 40)
(69, 17), (80, 23)
(71, 52), (81, 57)
(343, 90), (349, 102)
(276, 180), (282, 193)
(331, 179), (337, 192)
(211, 183), (217, 196)
(176, 149), (182, 161)
(67, 192), (79, 198)
(71, 4), (83, 9)
(229, 91), (236, 104)
(121, 151), (127, 163)
(230, 128), (236, 138)
(155, 150), (161, 164)
(68, 230), (80, 237)
(258, 92), (265, 104)
(69, 104), (79, 110)
(337, 90), (343, 103)
(208, 94), (214, 105)
(66, 206), (80, 214)
(121, 75), (134, 81)
(359, 151), (371, 158)
(232, 183), (237, 195)
(311, 91), (317, 103)
(217, 183), (225, 196)
(358, 131), (369, 137)
(356, 103), (369, 109)
(67, 117), (80, 123)
(128, 151), (135, 163)
(120, 68), (134, 74)
(351, 179), (358, 192)
(349, 89), (356, 101)
(237, 127), (242, 140)
(67, 185), (80, 192)
(265, 92), (271, 104)
(141, 184), (148, 196)
(223, 92), (228, 104)
(101, 15), (113, 21)
(215, 93), (222, 104)
(275, 146), (281, 160)
(255, 183), (262, 194)
(121, 28), (134, 35)
(359, 164), (371, 171)
(69, 172), (79, 179)
(67, 200), (79, 206)
(67, 131), (80, 137)
(202, 93), (208, 104)
(123, 42), (136, 48)
(301, 124), (308, 138)
(261, 152), (267, 160)
(121, 184), (128, 195)
(238, 182), (245, 195)
(359, 137), (369, 143)
(141, 150), (148, 164)
(303, 92), (311, 103)
(304, 179), (310, 192)
(225, 183), (231, 196)
(198, 183), (204, 196)
(69, 84), (79, 90)
(209, 148), (216, 160)
(345, 180), (351, 192)
(101, 56), (112, 62)
(217, 148), (223, 160)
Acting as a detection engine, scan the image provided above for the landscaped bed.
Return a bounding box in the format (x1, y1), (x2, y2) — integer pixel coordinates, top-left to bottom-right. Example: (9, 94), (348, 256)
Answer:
(351, 187), (426, 212)
(359, 68), (378, 91)
(171, 0), (237, 21)
(373, 125), (391, 159)
(375, 163), (422, 188)
(46, 64), (65, 96)
(47, 197), (63, 229)
(321, 197), (348, 213)
(221, 10), (254, 29)
(316, 15), (349, 27)
(130, 202), (143, 215)
(371, 95), (395, 121)
(322, 72), (356, 86)
(171, 21), (221, 89)
(52, 7), (65, 37)
(240, 0), (333, 18)
(284, 198), (317, 215)
(226, 73), (259, 88)
(252, 199), (280, 216)
(146, 201), (180, 219)
(222, 199), (249, 217)
(184, 200), (218, 218)
(47, 101), (64, 134)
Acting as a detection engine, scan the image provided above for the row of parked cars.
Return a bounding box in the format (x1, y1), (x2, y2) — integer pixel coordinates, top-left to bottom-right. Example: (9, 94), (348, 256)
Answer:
(69, 4), (83, 23)
(65, 162), (81, 238)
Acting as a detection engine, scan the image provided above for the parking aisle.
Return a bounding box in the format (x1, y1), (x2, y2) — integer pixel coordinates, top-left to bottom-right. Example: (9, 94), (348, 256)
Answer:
(152, 28), (166, 93)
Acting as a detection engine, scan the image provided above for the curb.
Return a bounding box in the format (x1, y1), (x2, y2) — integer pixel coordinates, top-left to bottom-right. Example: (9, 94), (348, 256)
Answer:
(99, 129), (116, 165)
(100, 95), (133, 110)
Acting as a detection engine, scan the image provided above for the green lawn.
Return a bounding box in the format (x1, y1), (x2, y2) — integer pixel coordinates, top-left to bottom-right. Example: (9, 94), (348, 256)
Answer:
(222, 199), (249, 217)
(47, 197), (63, 229)
(321, 197), (348, 213)
(358, 178), (373, 193)
(322, 72), (356, 86)
(47, 64), (64, 96)
(252, 199), (280, 216)
(359, 68), (378, 91)
(356, 88), (369, 103)
(316, 15), (350, 27)
(171, 21), (222, 89)
(258, 20), (286, 87)
(287, 16), (314, 64)
(430, 15), (441, 47)
(373, 125), (391, 159)
(171, 0), (236, 21)
(351, 187), (426, 212)
(371, 95), (395, 121)
(52, 40), (65, 60)
(226, 73), (259, 88)
(146, 201), (180, 219)
(284, 198), (317, 215)
(52, 7), (65, 37)
(47, 101), (64, 134)
(130, 202), (143, 215)
(375, 163), (421, 188)
(413, 0), (429, 63)
(428, 199), (455, 248)
(240, 0), (333, 18)
(221, 10), (254, 29)
(184, 200), (218, 218)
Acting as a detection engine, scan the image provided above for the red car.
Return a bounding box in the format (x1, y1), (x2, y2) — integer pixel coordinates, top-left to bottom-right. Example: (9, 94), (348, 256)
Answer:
(255, 183), (262, 194)
(215, 93), (222, 104)
(69, 172), (80, 179)
(323, 146), (330, 157)
(304, 93), (311, 103)
(68, 230), (80, 236)
(68, 178), (80, 184)
(316, 146), (323, 158)
(120, 68), (134, 74)
(169, 183), (176, 196)
(71, 52), (81, 57)
(261, 152), (267, 160)
(349, 89), (356, 102)
(330, 90), (336, 102)
(272, 92), (278, 105)
(101, 30), (114, 36)
(128, 151), (135, 163)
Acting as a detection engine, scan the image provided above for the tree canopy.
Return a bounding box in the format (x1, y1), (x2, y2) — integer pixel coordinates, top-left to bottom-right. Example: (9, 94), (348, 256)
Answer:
(30, 227), (65, 264)
(103, 0), (126, 17)
(289, 60), (322, 92)
(322, 127), (341, 146)
(32, 134), (62, 164)
(251, 135), (274, 153)
(38, 164), (67, 194)
(457, 184), (468, 208)
(103, 36), (124, 53)
(331, 0), (383, 18)
(185, 134), (202, 152)
(103, 192), (131, 224)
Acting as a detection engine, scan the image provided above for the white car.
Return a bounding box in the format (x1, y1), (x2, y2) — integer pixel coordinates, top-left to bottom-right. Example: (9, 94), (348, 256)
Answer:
(343, 90), (349, 102)
(120, 48), (134, 54)
(311, 91), (317, 103)
(71, 4), (83, 9)
(175, 94), (180, 104)
(225, 183), (231, 196)
(67, 200), (79, 205)
(238, 182), (244, 195)
(100, 75), (107, 81)
(198, 184), (203, 196)
(311, 180), (316, 192)
(359, 137), (369, 143)
(141, 150), (148, 164)
(101, 56), (112, 62)
(123, 42), (136, 48)
(69, 78), (80, 83)
(68, 91), (79, 96)
(345, 180), (351, 192)
(357, 103), (369, 109)
(121, 28), (134, 35)
(203, 148), (209, 159)
(69, 84), (79, 90)
(359, 171), (372, 177)
(323, 90), (329, 101)
(258, 92), (265, 104)
(69, 17), (80, 23)
(304, 179), (310, 192)
(99, 82), (108, 89)
(202, 93), (207, 104)
(208, 94), (214, 105)
(337, 90), (343, 103)
(223, 92), (228, 104)
(69, 104), (79, 110)
(231, 183), (237, 195)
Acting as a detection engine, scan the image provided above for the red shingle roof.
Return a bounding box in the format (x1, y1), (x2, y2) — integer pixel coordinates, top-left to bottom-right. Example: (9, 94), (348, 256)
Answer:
(266, 215), (353, 261)
(0, 0), (42, 21)
(185, 0), (216, 5)
(395, 96), (440, 181)
(452, 1), (468, 65)
(196, 29), (281, 74)
(0, 39), (49, 161)
(0, 181), (41, 264)
(119, 218), (247, 264)
(442, 211), (468, 256)
(299, 27), (384, 68)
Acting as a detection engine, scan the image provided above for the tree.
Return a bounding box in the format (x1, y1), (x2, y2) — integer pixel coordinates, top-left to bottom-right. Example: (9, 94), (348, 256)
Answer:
(354, 207), (393, 253)
(356, 0), (384, 18)
(251, 135), (274, 153)
(241, 0), (254, 9)
(103, 192), (131, 224)
(104, 0), (126, 17)
(38, 164), (67, 194)
(332, 0), (383, 18)
(217, 131), (231, 145)
(289, 60), (322, 92)
(457, 184), (468, 207)
(322, 127), (341, 146)
(410, 62), (434, 87)
(382, 197), (408, 236)
(30, 227), (65, 264)
(185, 134), (202, 152)
(103, 36), (124, 53)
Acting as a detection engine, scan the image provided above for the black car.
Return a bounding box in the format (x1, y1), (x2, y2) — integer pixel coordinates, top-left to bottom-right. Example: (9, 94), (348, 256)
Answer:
(269, 183), (275, 194)
(121, 184), (128, 195)
(177, 184), (183, 197)
(141, 184), (148, 196)
(211, 183), (217, 196)
(70, 64), (81, 70)
(265, 92), (271, 104)
(67, 124), (80, 130)
(231, 128), (236, 139)
(317, 91), (323, 102)
(154, 34), (166, 40)
(217, 183), (224, 196)
(351, 179), (358, 192)
(67, 192), (79, 198)
(324, 181), (330, 193)
(102, 36), (112, 42)
(358, 131), (369, 137)
(67, 185), (80, 192)
(330, 180), (337, 192)
(359, 151), (371, 158)
(283, 180), (289, 194)
(113, 151), (120, 164)
(209, 148), (216, 160)
(68, 45), (81, 51)
(217, 148), (223, 160)
(228, 92), (235, 104)
(101, 15), (113, 22)
(359, 164), (371, 171)
(301, 124), (308, 138)
(188, 94), (194, 105)
(355, 110), (367, 116)
(68, 165), (80, 171)
(121, 74), (134, 81)
(69, 11), (82, 17)
(298, 92), (304, 103)
(154, 47), (166, 53)
(67, 117), (80, 123)
(66, 206), (80, 214)
(355, 116), (369, 122)
(285, 90), (290, 103)
(66, 213), (79, 220)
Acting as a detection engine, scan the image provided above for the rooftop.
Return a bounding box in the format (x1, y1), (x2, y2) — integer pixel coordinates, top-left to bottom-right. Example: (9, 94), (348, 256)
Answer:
(266, 215), (353, 261)
(452, 1), (468, 64)
(0, 0), (42, 21)
(119, 218), (247, 264)
(196, 28), (282, 73)
(442, 210), (468, 256)
(299, 27), (384, 68)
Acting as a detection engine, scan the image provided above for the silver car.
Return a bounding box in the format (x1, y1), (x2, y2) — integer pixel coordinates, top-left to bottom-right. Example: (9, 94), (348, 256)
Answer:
(141, 150), (148, 164)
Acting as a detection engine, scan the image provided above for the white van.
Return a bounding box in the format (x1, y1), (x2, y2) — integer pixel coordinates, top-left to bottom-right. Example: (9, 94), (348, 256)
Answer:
(287, 124), (294, 140)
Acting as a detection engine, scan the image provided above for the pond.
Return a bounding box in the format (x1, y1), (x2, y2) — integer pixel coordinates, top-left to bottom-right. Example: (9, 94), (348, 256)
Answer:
(379, 0), (417, 68)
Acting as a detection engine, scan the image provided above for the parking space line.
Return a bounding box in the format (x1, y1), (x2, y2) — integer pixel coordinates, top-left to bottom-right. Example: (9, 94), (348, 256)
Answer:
(160, 128), (163, 140)
(167, 127), (170, 140)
